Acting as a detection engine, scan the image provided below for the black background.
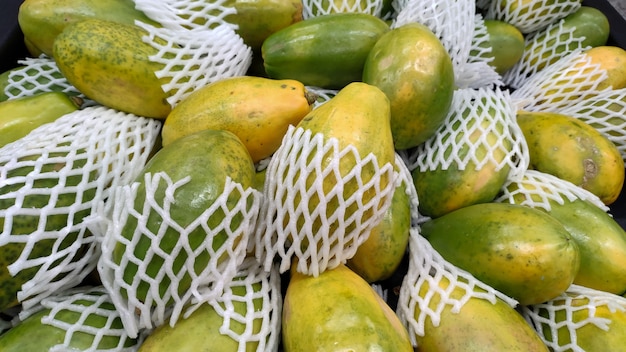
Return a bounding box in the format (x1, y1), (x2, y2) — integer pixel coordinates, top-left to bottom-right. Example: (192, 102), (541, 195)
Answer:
(1, 0), (625, 226)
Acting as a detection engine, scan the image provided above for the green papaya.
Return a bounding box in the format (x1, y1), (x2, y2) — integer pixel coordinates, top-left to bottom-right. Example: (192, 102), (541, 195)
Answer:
(112, 129), (256, 304)
(262, 13), (390, 89)
(282, 264), (413, 351)
(18, 0), (159, 57)
(52, 18), (172, 119)
(420, 202), (580, 306)
(480, 19), (525, 75)
(0, 63), (79, 103)
(362, 22), (455, 149)
(0, 151), (97, 312)
(0, 92), (82, 147)
(0, 288), (138, 351)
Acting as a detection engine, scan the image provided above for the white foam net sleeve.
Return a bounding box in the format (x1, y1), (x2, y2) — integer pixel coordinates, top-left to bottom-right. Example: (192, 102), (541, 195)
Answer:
(254, 125), (398, 277)
(407, 87), (529, 180)
(133, 0), (238, 31)
(196, 257), (282, 352)
(397, 233), (518, 345)
(503, 20), (587, 89)
(305, 86), (338, 109)
(559, 88), (626, 163)
(96, 171), (262, 338)
(2, 55), (89, 102)
(511, 49), (610, 112)
(301, 0), (386, 19)
(392, 0), (501, 89)
(33, 286), (139, 352)
(485, 0), (581, 34)
(495, 169), (609, 212)
(521, 284), (626, 352)
(0, 106), (161, 313)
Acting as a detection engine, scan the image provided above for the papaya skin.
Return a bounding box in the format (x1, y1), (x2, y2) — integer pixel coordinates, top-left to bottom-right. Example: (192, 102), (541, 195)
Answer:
(420, 202), (580, 306)
(362, 22), (455, 150)
(413, 276), (548, 351)
(18, 0), (160, 57)
(516, 110), (625, 205)
(162, 76), (316, 163)
(52, 18), (171, 119)
(282, 264), (413, 351)
(482, 19), (525, 75)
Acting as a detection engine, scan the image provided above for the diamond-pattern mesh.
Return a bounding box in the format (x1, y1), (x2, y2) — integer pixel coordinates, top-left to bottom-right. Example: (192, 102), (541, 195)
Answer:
(485, 0), (580, 34)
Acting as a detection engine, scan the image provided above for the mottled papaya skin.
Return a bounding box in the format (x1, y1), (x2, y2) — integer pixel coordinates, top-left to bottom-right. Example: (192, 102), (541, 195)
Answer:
(18, 0), (159, 57)
(52, 19), (172, 119)
(0, 151), (96, 312)
(112, 129), (256, 304)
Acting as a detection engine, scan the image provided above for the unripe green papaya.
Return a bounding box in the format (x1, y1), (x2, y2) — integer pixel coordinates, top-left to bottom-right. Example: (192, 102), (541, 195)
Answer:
(52, 18), (172, 119)
(112, 129), (256, 304)
(262, 13), (390, 89)
(0, 92), (82, 147)
(420, 202), (580, 306)
(18, 0), (159, 57)
(481, 19), (525, 75)
(362, 22), (455, 149)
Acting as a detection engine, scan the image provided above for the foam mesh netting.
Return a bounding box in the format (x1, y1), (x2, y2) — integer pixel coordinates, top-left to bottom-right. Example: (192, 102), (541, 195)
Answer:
(511, 49), (610, 113)
(521, 284), (626, 352)
(503, 18), (588, 89)
(254, 125), (398, 277)
(28, 286), (138, 352)
(397, 234), (518, 346)
(129, 0), (252, 108)
(559, 88), (626, 163)
(301, 0), (388, 19)
(2, 55), (88, 102)
(484, 0), (581, 34)
(96, 170), (262, 338)
(407, 87), (528, 180)
(393, 0), (501, 89)
(495, 169), (609, 212)
(0, 106), (162, 313)
(193, 257), (283, 352)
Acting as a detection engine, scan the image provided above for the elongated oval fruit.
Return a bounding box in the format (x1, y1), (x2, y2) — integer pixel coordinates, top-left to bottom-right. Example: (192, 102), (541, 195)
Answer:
(262, 12), (390, 89)
(420, 202), (580, 306)
(283, 264), (413, 351)
(362, 22), (455, 149)
(516, 110), (625, 205)
(482, 19), (525, 75)
(53, 18), (171, 119)
(162, 76), (316, 163)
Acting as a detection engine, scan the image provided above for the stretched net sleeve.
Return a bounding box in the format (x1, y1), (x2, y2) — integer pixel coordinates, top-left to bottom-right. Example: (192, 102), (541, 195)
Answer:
(133, 0), (238, 31)
(397, 233), (518, 346)
(511, 49), (610, 112)
(503, 19), (587, 89)
(254, 125), (398, 277)
(301, 0), (386, 19)
(407, 87), (528, 179)
(495, 169), (609, 212)
(0, 106), (161, 313)
(392, 0), (501, 89)
(559, 88), (626, 163)
(96, 171), (262, 338)
(484, 0), (581, 34)
(521, 284), (626, 352)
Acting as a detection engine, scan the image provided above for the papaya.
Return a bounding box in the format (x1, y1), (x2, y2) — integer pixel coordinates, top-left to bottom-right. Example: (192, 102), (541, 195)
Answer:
(480, 19), (525, 75)
(161, 76), (317, 163)
(0, 92), (82, 147)
(52, 18), (172, 119)
(347, 166), (411, 283)
(516, 110), (625, 205)
(410, 275), (548, 351)
(17, 0), (159, 57)
(0, 288), (137, 351)
(262, 13), (390, 89)
(0, 151), (97, 312)
(491, 0), (580, 34)
(533, 291), (626, 351)
(112, 129), (256, 304)
(581, 45), (626, 91)
(0, 63), (80, 103)
(282, 263), (413, 351)
(362, 22), (455, 149)
(420, 202), (580, 306)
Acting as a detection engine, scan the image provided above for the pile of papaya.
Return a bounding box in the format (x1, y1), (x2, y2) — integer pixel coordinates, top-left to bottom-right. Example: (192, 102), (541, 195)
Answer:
(1, 0), (626, 351)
